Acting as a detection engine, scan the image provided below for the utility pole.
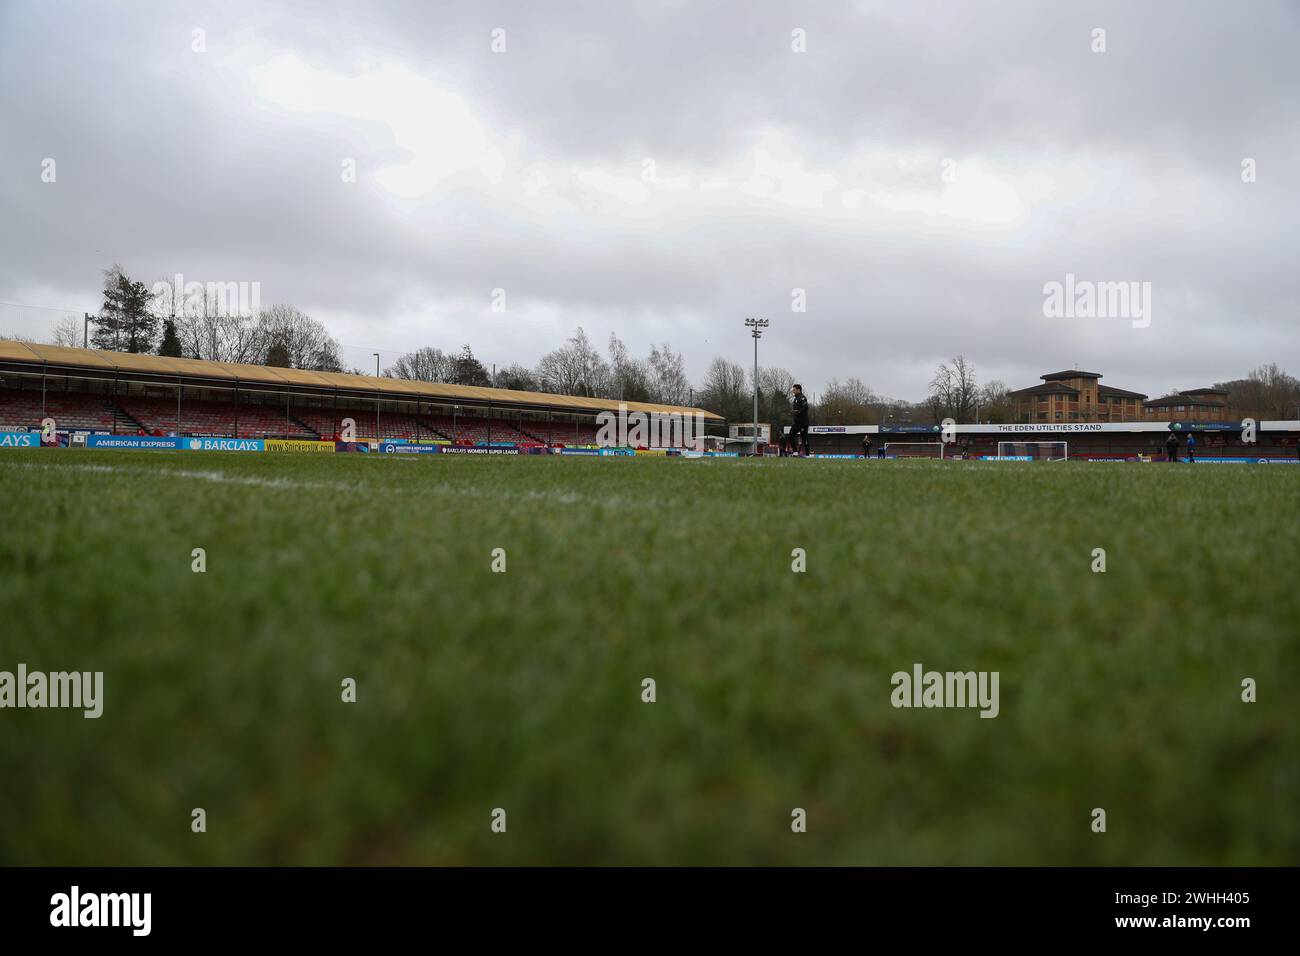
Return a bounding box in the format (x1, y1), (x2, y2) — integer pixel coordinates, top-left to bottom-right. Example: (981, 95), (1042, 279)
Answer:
(83, 312), (91, 348)
(744, 317), (768, 455)
(374, 352), (380, 442)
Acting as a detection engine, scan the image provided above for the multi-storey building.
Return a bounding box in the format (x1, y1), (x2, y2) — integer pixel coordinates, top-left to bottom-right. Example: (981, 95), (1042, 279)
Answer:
(1141, 387), (1232, 422)
(1008, 370), (1147, 423)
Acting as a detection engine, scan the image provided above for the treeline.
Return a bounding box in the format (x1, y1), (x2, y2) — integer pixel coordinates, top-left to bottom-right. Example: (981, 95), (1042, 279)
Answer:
(385, 328), (694, 407)
(45, 265), (346, 372)
(1212, 364), (1300, 421)
(24, 266), (1299, 422)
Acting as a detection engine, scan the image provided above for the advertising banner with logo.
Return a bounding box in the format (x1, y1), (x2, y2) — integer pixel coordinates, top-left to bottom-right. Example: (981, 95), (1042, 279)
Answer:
(182, 437), (265, 452)
(85, 435), (183, 450)
(439, 446), (519, 455)
(380, 442), (441, 454)
(0, 431), (43, 448)
(266, 439), (335, 453)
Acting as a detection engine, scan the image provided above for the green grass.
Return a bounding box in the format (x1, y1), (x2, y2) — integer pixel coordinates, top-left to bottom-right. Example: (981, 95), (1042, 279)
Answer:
(0, 448), (1296, 865)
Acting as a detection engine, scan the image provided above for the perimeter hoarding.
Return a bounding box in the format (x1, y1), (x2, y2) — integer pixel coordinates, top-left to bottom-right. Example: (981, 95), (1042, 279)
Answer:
(381, 442), (441, 454)
(265, 439), (336, 453)
(85, 435), (183, 450)
(181, 437), (265, 452)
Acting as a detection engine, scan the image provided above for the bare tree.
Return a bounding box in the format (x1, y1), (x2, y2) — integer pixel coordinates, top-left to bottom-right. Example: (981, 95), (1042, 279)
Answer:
(1220, 364), (1300, 419)
(608, 333), (651, 401)
(386, 346), (456, 383)
(928, 355), (979, 422)
(699, 356), (748, 420)
(535, 327), (609, 396)
(256, 304), (343, 371)
(648, 342), (690, 405)
(494, 362), (537, 392)
(756, 365), (796, 425)
(977, 380), (1011, 423)
(819, 376), (876, 423)
(49, 314), (83, 347)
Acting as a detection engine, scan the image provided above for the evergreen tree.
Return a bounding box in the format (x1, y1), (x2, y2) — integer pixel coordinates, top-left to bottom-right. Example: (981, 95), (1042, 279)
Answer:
(264, 338), (292, 367)
(452, 344), (492, 387)
(91, 265), (158, 353)
(157, 318), (183, 357)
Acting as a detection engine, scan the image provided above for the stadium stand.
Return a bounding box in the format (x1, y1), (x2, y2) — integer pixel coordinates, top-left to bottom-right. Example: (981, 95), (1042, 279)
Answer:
(291, 408), (440, 442)
(0, 341), (722, 446)
(117, 396), (320, 439)
(0, 388), (129, 432)
(524, 420), (600, 445)
(421, 414), (540, 445)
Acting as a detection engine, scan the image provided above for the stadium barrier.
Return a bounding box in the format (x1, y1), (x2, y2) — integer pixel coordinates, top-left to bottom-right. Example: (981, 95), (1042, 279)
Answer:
(0, 430), (43, 448)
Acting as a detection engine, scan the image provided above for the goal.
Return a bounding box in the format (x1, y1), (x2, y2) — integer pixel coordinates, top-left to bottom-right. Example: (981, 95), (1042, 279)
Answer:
(884, 442), (945, 459)
(996, 441), (1068, 461)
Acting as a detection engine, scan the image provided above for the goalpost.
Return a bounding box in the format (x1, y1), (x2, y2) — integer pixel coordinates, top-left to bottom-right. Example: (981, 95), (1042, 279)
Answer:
(996, 440), (1069, 462)
(883, 442), (945, 459)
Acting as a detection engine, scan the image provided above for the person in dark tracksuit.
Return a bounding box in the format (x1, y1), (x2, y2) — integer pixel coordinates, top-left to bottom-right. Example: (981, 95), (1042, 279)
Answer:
(1165, 430), (1180, 462)
(861, 433), (872, 458)
(789, 384), (810, 457)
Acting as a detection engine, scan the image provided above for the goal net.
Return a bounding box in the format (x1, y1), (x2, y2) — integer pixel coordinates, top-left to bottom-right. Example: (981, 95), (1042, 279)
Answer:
(996, 441), (1068, 461)
(883, 442), (945, 459)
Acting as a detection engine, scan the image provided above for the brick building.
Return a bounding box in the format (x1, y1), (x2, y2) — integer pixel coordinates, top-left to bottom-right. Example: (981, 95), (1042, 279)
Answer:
(1008, 370), (1147, 423)
(1141, 387), (1232, 422)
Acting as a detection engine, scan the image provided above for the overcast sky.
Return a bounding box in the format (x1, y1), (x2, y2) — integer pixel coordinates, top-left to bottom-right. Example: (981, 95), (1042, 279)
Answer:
(2, 0), (1296, 400)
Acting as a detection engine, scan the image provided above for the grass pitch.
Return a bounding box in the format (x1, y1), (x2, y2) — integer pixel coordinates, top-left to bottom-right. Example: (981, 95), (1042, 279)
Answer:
(0, 449), (1296, 865)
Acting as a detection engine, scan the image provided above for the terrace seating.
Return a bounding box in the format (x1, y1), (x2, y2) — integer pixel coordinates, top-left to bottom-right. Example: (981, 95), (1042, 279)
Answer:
(0, 386), (601, 446)
(0, 388), (125, 432)
(421, 414), (540, 445)
(524, 421), (600, 445)
(116, 396), (318, 439)
(289, 409), (446, 442)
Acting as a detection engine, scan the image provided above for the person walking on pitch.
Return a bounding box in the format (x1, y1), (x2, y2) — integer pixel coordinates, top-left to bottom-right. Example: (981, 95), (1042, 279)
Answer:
(788, 384), (811, 457)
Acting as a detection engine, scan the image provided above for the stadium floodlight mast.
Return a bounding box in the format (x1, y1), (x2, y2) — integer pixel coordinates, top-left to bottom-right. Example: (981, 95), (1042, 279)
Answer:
(374, 352), (380, 442)
(745, 317), (769, 455)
